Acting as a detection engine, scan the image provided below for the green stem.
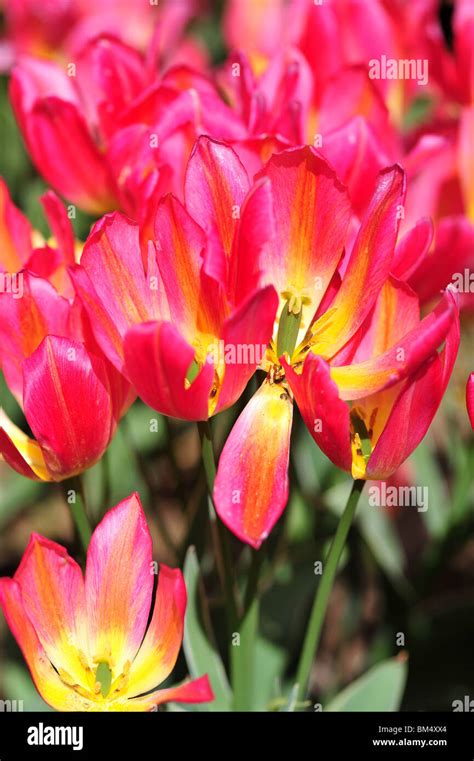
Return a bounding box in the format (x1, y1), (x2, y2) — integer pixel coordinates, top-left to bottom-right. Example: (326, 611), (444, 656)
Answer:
(67, 476), (92, 553)
(123, 416), (179, 561)
(243, 546), (266, 612)
(295, 479), (365, 703)
(197, 420), (239, 630)
(231, 547), (266, 711)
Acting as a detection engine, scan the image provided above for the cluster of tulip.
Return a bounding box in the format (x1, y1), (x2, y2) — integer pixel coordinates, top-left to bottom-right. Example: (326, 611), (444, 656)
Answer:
(0, 0), (472, 712)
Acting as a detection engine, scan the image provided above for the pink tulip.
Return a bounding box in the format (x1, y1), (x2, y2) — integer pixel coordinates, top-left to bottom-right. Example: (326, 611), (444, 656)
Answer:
(0, 493), (214, 711)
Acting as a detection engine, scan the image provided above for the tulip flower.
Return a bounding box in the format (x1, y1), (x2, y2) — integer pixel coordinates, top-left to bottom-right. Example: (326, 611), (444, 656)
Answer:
(1, 0), (202, 69)
(70, 136), (278, 421)
(223, 0), (438, 125)
(10, 38), (245, 218)
(210, 144), (460, 548)
(220, 47), (400, 199)
(0, 493), (214, 711)
(0, 177), (77, 296)
(0, 271), (133, 481)
(396, 0), (474, 309)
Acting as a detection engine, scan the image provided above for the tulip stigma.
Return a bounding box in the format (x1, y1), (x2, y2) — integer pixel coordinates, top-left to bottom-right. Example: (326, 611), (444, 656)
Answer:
(95, 661), (113, 698)
(277, 299), (303, 359)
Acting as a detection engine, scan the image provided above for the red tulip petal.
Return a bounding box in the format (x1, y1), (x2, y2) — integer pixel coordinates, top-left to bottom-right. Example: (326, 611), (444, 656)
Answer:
(322, 116), (391, 216)
(365, 306), (460, 479)
(154, 194), (226, 341)
(125, 675), (214, 710)
(229, 176), (276, 305)
(71, 212), (152, 372)
(408, 216), (474, 305)
(22, 336), (114, 479)
(214, 285), (278, 414)
(40, 190), (75, 265)
(283, 353), (352, 473)
(467, 373), (474, 430)
(25, 96), (117, 214)
(214, 380), (293, 548)
(124, 320), (214, 421)
(331, 277), (420, 368)
(392, 217), (433, 280)
(0, 272), (72, 401)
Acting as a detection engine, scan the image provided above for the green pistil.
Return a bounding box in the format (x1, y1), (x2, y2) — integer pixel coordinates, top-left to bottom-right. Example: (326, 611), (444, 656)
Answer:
(95, 661), (113, 698)
(186, 358), (201, 384)
(276, 301), (303, 359)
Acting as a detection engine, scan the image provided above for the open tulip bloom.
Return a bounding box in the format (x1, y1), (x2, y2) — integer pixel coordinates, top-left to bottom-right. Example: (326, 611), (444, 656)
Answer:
(0, 267), (133, 481)
(69, 137), (460, 548)
(0, 493), (214, 711)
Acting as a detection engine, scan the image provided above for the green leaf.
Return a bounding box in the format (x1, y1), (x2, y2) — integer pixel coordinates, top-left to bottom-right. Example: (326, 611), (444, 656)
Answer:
(183, 546), (232, 711)
(252, 638), (287, 711)
(283, 683), (300, 712)
(411, 438), (449, 538)
(325, 655), (408, 712)
(285, 490), (315, 544)
(0, 473), (43, 529)
(126, 401), (166, 453)
(231, 598), (259, 711)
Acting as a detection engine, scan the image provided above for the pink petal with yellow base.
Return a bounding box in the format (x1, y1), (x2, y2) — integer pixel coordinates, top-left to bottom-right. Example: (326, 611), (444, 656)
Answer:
(125, 565), (186, 698)
(330, 288), (458, 400)
(255, 146), (351, 314)
(154, 194), (226, 341)
(0, 411), (51, 481)
(311, 165), (405, 358)
(13, 535), (88, 689)
(0, 579), (95, 711)
(78, 212), (152, 335)
(85, 494), (153, 676)
(0, 177), (33, 272)
(185, 136), (249, 258)
(214, 380), (293, 548)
